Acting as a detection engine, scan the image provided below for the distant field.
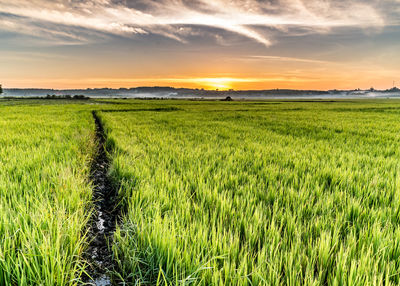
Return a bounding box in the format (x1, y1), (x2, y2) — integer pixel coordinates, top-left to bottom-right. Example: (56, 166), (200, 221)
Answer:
(2, 99), (400, 285)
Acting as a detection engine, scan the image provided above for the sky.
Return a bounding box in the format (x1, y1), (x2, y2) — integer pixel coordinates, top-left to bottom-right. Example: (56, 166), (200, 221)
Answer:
(0, 0), (400, 90)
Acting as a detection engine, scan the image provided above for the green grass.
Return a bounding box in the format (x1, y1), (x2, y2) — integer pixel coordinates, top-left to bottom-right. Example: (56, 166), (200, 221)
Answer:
(98, 100), (400, 285)
(2, 99), (400, 285)
(0, 104), (95, 285)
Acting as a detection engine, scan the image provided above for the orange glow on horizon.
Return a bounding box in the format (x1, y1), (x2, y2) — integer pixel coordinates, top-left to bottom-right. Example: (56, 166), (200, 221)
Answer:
(200, 79), (232, 90)
(1, 74), (398, 91)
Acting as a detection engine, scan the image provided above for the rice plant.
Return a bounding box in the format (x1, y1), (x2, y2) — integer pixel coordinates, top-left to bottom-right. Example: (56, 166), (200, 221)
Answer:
(2, 99), (400, 285)
(100, 100), (400, 285)
(0, 104), (95, 285)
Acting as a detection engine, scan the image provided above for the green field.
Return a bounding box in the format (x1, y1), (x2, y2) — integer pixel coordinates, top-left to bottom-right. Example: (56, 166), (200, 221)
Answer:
(2, 99), (400, 285)
(0, 105), (95, 285)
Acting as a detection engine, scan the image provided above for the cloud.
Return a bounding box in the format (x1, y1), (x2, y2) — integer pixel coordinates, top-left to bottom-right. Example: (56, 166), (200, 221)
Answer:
(247, 55), (330, 64)
(0, 13), (107, 45)
(0, 0), (396, 46)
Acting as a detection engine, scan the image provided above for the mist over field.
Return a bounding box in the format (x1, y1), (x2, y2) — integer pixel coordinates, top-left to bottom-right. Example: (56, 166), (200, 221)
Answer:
(3, 87), (400, 100)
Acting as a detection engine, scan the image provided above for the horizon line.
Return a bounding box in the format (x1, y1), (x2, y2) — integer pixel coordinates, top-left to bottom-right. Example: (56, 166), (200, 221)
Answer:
(3, 86), (399, 92)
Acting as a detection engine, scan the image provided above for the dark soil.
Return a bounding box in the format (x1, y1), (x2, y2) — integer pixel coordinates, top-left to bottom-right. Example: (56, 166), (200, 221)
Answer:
(84, 111), (120, 285)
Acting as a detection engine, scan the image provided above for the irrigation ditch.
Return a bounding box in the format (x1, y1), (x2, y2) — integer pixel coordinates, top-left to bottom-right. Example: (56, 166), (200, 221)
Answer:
(84, 107), (180, 285)
(85, 111), (121, 286)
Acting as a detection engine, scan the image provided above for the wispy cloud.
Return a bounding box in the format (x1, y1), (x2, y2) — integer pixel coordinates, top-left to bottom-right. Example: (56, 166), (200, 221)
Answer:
(0, 0), (396, 46)
(247, 55), (330, 64)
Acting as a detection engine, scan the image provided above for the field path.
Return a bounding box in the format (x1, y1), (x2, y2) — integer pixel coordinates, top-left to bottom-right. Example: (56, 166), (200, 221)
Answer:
(85, 111), (120, 285)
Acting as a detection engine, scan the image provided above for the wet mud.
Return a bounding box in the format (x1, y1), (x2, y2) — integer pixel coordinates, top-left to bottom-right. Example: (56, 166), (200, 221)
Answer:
(85, 111), (120, 286)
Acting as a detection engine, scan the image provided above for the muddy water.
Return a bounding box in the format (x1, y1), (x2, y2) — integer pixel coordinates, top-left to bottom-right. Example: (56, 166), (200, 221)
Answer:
(85, 111), (120, 285)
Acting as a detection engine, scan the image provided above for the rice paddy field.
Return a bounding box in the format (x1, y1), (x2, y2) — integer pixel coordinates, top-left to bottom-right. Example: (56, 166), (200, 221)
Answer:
(2, 99), (400, 285)
(0, 104), (95, 285)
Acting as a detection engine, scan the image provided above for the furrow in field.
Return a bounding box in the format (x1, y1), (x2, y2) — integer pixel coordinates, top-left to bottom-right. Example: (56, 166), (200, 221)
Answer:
(84, 111), (121, 286)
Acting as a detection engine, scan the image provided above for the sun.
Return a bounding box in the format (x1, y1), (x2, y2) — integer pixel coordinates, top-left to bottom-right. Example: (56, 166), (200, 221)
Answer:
(196, 78), (233, 90)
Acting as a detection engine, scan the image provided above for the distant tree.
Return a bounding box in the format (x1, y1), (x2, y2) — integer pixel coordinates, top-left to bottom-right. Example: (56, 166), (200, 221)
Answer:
(73, 94), (89, 100)
(0, 84), (2, 94)
(222, 96), (233, 101)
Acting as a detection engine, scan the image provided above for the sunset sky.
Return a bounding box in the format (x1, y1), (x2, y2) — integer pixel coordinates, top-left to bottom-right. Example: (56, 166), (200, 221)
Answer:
(1, 0), (400, 90)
